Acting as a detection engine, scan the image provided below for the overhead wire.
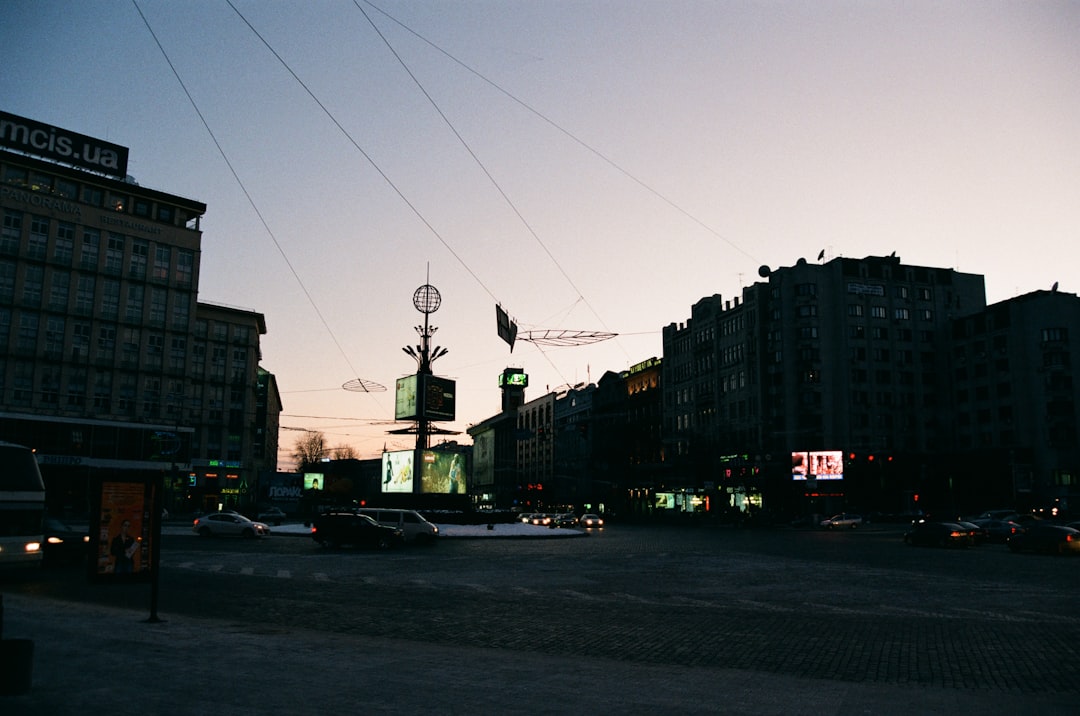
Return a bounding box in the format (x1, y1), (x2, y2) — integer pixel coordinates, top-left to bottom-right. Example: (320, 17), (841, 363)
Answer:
(224, 0), (499, 305)
(130, 0), (379, 397)
(361, 0), (762, 268)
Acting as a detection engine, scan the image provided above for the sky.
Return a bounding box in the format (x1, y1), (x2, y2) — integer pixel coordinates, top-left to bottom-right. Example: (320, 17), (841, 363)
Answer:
(3, 1), (1079, 467)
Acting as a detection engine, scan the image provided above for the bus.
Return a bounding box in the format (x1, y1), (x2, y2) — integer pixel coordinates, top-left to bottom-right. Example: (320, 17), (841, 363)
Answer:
(0, 441), (46, 572)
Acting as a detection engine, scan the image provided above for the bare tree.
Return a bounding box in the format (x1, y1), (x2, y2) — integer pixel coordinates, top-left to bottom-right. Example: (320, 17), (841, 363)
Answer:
(292, 431), (327, 472)
(331, 443), (358, 460)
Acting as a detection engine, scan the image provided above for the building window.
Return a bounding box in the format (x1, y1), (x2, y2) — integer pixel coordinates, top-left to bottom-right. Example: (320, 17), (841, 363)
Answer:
(153, 246), (170, 280)
(0, 262), (13, 302)
(125, 285), (144, 322)
(105, 234), (124, 274)
(1042, 327), (1067, 342)
(1, 210), (22, 254)
(895, 286), (909, 299)
(175, 250), (193, 287)
(872, 326), (889, 340)
(75, 275), (95, 315)
(171, 294), (190, 330)
(894, 307), (910, 320)
(17, 313), (39, 352)
(918, 287), (932, 301)
(81, 185), (103, 206)
(48, 271), (70, 311)
(798, 305), (818, 318)
(94, 371), (112, 411)
(170, 337), (187, 371)
(129, 240), (148, 279)
(45, 316), (65, 359)
(848, 304), (864, 317)
(21, 265), (43, 307)
(28, 215), (48, 259)
(96, 325), (116, 361)
(53, 222), (75, 264)
(149, 288), (167, 326)
(80, 228), (100, 269)
(101, 280), (120, 320)
(871, 305), (886, 319)
(796, 283), (817, 297)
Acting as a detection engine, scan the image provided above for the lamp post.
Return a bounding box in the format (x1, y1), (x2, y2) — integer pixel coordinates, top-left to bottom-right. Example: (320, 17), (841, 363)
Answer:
(402, 283), (448, 495)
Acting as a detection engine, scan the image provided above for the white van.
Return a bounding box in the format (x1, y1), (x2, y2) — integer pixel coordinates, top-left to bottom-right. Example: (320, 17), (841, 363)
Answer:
(356, 508), (439, 544)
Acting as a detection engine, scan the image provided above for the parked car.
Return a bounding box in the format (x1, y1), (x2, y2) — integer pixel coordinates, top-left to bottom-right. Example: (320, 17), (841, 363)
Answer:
(552, 513), (579, 528)
(581, 514), (604, 529)
(312, 511), (404, 549)
(971, 509), (1020, 522)
(820, 513), (863, 529)
(256, 506), (287, 525)
(970, 518), (1024, 544)
(355, 508), (439, 544)
(1007, 523), (1080, 555)
(530, 514), (553, 526)
(903, 521), (974, 548)
(193, 512), (270, 538)
(43, 517), (89, 564)
(954, 520), (989, 545)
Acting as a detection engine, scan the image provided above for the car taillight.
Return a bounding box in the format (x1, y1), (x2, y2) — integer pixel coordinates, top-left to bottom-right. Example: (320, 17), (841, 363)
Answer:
(1067, 534), (1074, 543)
(949, 531), (963, 538)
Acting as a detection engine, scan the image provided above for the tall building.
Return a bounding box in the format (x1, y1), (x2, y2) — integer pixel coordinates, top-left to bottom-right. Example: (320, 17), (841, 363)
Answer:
(664, 254), (988, 517)
(946, 289), (1080, 512)
(0, 112), (279, 516)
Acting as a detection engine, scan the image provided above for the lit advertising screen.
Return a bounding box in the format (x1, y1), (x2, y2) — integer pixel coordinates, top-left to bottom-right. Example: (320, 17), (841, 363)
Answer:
(395, 375), (418, 420)
(303, 473), (324, 491)
(420, 450), (466, 494)
(792, 450), (844, 480)
(381, 450), (414, 493)
(423, 375), (456, 421)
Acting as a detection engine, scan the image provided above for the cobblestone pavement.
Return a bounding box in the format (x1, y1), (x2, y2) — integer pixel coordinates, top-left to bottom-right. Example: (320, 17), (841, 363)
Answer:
(2, 524), (1077, 713)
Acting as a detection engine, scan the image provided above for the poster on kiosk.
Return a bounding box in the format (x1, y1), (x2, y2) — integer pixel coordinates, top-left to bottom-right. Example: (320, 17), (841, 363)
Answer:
(87, 475), (159, 583)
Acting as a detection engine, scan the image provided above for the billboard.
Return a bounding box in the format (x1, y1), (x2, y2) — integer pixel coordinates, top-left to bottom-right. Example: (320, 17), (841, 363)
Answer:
(420, 450), (466, 494)
(395, 374), (456, 421)
(423, 375), (456, 421)
(395, 375), (418, 420)
(381, 450), (414, 493)
(791, 450), (844, 480)
(88, 476), (157, 582)
(0, 110), (129, 179)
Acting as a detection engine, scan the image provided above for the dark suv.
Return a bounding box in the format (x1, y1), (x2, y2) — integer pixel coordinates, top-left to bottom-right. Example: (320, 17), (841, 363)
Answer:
(312, 511), (404, 549)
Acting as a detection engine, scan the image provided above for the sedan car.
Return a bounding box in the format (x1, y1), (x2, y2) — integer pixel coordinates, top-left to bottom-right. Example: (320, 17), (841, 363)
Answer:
(581, 513), (604, 529)
(530, 514), (553, 526)
(193, 512), (270, 538)
(552, 513), (579, 528)
(311, 511), (404, 549)
(43, 517), (90, 564)
(256, 506), (287, 525)
(903, 521), (975, 548)
(820, 513), (863, 529)
(1007, 523), (1080, 555)
(970, 518), (1023, 544)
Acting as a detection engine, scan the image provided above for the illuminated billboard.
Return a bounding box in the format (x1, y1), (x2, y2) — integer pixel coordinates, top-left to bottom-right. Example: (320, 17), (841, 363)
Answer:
(423, 375), (456, 421)
(395, 375), (418, 420)
(420, 451), (466, 494)
(791, 450), (844, 480)
(381, 450), (414, 493)
(395, 374), (455, 421)
(498, 369), (528, 388)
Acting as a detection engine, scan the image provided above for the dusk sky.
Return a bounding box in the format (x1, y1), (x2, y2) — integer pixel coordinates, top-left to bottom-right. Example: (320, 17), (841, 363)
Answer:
(3, 1), (1078, 467)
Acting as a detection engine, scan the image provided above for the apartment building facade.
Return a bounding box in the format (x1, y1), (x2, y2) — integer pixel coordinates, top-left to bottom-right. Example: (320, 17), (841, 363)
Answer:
(0, 112), (279, 516)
